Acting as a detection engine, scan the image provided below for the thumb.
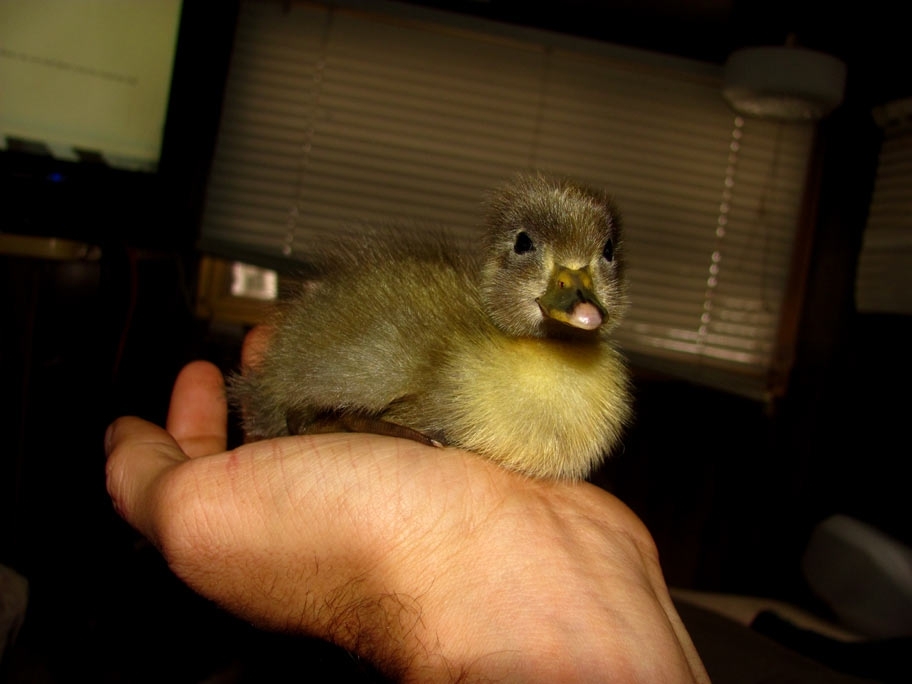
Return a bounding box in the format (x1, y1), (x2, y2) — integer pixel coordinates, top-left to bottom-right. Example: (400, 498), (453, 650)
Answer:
(104, 416), (187, 545)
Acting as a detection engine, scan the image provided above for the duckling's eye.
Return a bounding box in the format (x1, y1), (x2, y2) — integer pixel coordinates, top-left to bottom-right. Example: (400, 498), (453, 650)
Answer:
(514, 231), (535, 254)
(602, 239), (614, 262)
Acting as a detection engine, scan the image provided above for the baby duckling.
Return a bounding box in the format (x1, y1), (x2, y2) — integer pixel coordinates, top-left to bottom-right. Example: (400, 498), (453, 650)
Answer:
(229, 172), (631, 480)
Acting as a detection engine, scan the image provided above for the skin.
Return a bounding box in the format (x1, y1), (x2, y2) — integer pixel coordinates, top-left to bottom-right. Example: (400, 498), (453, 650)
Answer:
(104, 327), (710, 683)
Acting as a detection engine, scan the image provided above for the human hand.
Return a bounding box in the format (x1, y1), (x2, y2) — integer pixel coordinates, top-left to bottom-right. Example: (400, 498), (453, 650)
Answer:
(104, 329), (709, 683)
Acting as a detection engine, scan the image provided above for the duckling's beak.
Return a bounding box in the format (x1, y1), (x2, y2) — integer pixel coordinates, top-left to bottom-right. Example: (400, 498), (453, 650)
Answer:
(536, 266), (606, 331)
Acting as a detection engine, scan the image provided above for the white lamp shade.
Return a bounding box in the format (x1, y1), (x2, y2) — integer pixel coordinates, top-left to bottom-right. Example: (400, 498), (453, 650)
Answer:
(723, 46), (847, 121)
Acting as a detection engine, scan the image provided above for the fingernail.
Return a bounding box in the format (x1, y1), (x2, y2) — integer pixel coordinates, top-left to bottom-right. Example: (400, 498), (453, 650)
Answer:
(104, 422), (116, 454)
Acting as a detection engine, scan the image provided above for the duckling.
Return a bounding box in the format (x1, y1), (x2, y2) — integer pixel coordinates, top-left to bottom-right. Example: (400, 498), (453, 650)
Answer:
(228, 172), (631, 480)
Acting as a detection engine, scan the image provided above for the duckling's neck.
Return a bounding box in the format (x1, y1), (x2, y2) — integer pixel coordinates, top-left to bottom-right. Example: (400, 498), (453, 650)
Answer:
(538, 319), (606, 343)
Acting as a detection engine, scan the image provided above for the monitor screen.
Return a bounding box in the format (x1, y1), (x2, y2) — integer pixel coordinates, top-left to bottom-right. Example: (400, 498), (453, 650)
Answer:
(0, 0), (183, 173)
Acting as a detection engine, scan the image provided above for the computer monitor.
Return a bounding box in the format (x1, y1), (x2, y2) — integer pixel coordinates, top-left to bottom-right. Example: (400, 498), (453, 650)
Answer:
(0, 0), (238, 249)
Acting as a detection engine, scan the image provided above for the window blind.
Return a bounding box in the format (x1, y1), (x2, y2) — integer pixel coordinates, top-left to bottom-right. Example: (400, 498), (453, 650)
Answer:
(198, 0), (816, 400)
(855, 97), (912, 314)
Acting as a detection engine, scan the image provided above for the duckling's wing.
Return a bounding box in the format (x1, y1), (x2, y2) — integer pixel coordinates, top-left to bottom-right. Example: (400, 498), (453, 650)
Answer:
(233, 227), (487, 439)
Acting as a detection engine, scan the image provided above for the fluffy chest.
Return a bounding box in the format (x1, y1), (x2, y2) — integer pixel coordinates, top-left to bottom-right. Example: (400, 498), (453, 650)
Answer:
(433, 335), (631, 479)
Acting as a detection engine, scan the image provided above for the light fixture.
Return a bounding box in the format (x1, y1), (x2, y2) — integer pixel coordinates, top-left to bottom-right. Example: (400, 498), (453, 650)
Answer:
(722, 42), (847, 122)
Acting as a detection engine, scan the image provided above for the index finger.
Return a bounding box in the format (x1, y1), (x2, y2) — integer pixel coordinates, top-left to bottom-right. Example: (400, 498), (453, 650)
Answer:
(165, 360), (228, 458)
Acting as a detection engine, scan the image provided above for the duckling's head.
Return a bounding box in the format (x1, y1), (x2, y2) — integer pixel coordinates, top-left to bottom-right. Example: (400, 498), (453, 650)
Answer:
(480, 172), (628, 340)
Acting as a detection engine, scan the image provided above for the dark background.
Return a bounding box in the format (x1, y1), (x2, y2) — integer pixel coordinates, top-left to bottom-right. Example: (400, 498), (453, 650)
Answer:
(1, 1), (909, 681)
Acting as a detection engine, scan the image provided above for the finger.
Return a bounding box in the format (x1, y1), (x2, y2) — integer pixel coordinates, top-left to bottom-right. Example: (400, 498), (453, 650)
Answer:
(166, 360), (228, 458)
(241, 324), (272, 370)
(104, 416), (187, 544)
